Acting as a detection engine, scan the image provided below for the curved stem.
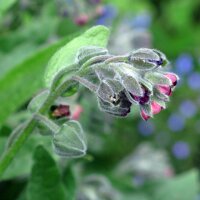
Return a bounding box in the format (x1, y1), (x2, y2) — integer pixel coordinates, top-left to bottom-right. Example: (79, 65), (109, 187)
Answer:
(0, 65), (78, 177)
(104, 55), (129, 64)
(72, 75), (98, 93)
(34, 114), (60, 134)
(81, 55), (112, 69)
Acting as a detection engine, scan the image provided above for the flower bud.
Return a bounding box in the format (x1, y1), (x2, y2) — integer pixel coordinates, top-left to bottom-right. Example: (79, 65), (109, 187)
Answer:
(74, 14), (89, 26)
(98, 91), (132, 117)
(50, 104), (70, 119)
(145, 72), (172, 86)
(157, 85), (172, 96)
(109, 63), (144, 96)
(151, 101), (163, 114)
(140, 101), (164, 120)
(140, 103), (152, 121)
(141, 109), (151, 121)
(164, 72), (179, 87)
(95, 66), (116, 80)
(128, 48), (168, 70)
(131, 87), (150, 105)
(52, 121), (87, 158)
(96, 79), (122, 104)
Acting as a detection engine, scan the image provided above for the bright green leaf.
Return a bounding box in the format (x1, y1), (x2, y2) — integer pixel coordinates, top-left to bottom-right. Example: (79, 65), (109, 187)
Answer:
(44, 25), (110, 87)
(62, 166), (76, 200)
(0, 0), (17, 18)
(26, 146), (66, 200)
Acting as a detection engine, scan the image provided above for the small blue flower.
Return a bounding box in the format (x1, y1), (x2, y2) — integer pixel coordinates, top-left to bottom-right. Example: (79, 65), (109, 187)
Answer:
(130, 13), (152, 29)
(175, 54), (193, 75)
(138, 120), (155, 136)
(179, 100), (197, 118)
(187, 72), (200, 90)
(172, 141), (190, 159)
(95, 5), (117, 26)
(168, 113), (185, 132)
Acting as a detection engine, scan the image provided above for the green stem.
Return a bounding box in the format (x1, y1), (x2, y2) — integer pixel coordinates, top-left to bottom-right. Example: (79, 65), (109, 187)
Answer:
(0, 66), (78, 177)
(104, 55), (129, 64)
(34, 114), (60, 134)
(0, 119), (37, 177)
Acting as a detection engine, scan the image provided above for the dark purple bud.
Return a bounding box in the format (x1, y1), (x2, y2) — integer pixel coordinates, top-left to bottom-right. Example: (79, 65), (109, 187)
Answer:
(148, 58), (163, 66)
(51, 104), (70, 118)
(74, 14), (89, 26)
(131, 87), (150, 105)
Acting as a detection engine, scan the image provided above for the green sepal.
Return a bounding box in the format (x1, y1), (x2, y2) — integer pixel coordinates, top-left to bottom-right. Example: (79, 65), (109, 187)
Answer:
(52, 120), (87, 158)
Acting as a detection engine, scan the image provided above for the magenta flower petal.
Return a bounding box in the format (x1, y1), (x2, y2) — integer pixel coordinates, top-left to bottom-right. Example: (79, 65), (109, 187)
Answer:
(140, 109), (150, 121)
(71, 105), (83, 120)
(157, 85), (172, 96)
(165, 73), (178, 86)
(151, 101), (163, 115)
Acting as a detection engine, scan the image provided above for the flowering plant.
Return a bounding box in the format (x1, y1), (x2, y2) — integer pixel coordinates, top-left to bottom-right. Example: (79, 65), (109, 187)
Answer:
(0, 26), (178, 178)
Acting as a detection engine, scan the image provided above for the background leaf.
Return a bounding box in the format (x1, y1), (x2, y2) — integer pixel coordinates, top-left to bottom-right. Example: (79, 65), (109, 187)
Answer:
(44, 25), (110, 87)
(154, 170), (198, 200)
(62, 166), (76, 200)
(26, 146), (66, 200)
(0, 35), (77, 125)
(0, 0), (17, 19)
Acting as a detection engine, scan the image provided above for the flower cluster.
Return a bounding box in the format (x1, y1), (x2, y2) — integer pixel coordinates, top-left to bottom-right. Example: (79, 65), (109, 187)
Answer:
(76, 47), (179, 120)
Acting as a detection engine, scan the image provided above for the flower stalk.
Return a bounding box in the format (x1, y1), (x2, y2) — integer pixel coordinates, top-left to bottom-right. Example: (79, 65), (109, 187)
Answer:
(0, 46), (179, 177)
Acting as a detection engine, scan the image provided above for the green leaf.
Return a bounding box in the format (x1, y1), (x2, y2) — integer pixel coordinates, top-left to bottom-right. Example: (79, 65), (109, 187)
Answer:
(0, 35), (76, 125)
(154, 170), (198, 200)
(44, 25), (110, 87)
(62, 166), (76, 200)
(26, 146), (66, 200)
(0, 0), (17, 18)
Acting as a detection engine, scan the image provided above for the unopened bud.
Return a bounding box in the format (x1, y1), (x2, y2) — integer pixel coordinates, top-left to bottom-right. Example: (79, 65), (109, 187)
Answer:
(128, 48), (168, 70)
(52, 121), (87, 158)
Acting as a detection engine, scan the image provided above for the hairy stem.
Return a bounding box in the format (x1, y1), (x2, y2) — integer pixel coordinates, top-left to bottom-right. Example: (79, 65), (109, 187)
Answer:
(0, 66), (77, 177)
(34, 114), (60, 134)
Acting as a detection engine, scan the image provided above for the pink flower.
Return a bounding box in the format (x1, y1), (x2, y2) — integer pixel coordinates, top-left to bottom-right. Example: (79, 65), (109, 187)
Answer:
(165, 73), (178, 87)
(151, 101), (163, 114)
(157, 85), (172, 96)
(141, 109), (151, 121)
(140, 101), (163, 121)
(74, 14), (89, 26)
(71, 105), (83, 120)
(131, 87), (150, 105)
